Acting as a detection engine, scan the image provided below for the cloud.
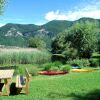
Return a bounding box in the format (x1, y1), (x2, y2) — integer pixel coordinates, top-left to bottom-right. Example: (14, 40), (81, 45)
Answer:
(45, 1), (100, 21)
(66, 10), (100, 21)
(45, 10), (67, 21)
(0, 23), (5, 27)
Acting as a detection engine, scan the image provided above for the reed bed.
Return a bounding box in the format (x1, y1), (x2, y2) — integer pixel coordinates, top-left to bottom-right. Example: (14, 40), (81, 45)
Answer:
(0, 48), (51, 64)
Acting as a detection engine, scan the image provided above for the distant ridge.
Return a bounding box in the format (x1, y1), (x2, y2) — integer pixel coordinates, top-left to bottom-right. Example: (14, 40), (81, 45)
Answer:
(0, 17), (100, 47)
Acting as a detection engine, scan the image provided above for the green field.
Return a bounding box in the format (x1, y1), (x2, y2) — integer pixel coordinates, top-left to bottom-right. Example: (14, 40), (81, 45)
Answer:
(0, 69), (100, 100)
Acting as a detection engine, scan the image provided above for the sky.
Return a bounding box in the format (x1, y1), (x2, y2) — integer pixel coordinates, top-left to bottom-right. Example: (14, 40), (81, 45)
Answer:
(0, 0), (100, 26)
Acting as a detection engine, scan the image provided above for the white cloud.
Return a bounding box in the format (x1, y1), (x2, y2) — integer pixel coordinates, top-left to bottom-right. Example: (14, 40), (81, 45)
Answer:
(0, 23), (5, 27)
(45, 1), (100, 21)
(66, 10), (100, 21)
(45, 10), (67, 21)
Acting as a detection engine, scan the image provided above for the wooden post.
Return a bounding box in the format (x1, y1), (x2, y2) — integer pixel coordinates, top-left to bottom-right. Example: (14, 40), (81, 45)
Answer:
(25, 78), (30, 95)
(4, 79), (11, 96)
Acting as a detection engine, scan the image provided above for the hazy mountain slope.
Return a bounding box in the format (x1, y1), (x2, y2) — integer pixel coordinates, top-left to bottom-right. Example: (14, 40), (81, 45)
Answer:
(0, 18), (100, 47)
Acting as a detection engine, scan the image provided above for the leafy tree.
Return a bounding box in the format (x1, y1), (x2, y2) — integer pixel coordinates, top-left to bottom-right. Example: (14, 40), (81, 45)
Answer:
(28, 37), (46, 48)
(52, 21), (99, 62)
(51, 31), (78, 63)
(71, 21), (99, 58)
(0, 0), (6, 15)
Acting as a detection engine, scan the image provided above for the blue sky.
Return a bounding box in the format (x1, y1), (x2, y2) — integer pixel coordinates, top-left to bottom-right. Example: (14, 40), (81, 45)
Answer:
(0, 0), (100, 26)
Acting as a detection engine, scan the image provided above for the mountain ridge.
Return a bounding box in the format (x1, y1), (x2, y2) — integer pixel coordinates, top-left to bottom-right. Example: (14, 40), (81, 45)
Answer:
(0, 17), (100, 47)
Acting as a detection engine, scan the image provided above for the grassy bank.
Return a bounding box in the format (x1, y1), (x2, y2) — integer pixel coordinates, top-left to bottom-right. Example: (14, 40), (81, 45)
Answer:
(0, 68), (100, 100)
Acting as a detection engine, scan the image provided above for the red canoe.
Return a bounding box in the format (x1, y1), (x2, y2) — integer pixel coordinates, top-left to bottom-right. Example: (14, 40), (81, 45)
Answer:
(38, 71), (68, 75)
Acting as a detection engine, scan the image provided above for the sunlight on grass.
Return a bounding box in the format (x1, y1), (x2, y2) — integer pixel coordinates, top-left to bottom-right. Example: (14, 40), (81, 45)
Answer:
(0, 69), (100, 100)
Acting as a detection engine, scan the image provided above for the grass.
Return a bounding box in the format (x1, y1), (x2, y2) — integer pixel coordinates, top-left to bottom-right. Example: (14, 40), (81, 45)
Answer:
(0, 67), (100, 100)
(0, 48), (51, 64)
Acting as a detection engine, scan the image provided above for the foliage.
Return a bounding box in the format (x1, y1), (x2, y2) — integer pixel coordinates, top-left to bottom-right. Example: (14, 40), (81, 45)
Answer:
(90, 59), (99, 67)
(0, 23), (39, 47)
(0, 49), (51, 64)
(17, 66), (25, 75)
(27, 66), (40, 76)
(60, 65), (71, 72)
(71, 21), (99, 58)
(67, 59), (90, 68)
(52, 21), (99, 63)
(41, 62), (71, 72)
(41, 61), (62, 71)
(0, 0), (6, 15)
(28, 37), (46, 48)
(0, 18), (100, 48)
(50, 66), (59, 71)
(41, 62), (54, 71)
(90, 52), (100, 67)
(52, 61), (62, 67)
(13, 64), (40, 76)
(43, 20), (73, 36)
(52, 34), (78, 63)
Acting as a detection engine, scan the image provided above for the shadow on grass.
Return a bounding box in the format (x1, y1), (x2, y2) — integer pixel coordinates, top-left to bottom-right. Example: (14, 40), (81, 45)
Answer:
(47, 90), (100, 100)
(10, 83), (22, 96)
(47, 92), (67, 99)
(0, 83), (4, 92)
(0, 66), (17, 70)
(68, 89), (100, 100)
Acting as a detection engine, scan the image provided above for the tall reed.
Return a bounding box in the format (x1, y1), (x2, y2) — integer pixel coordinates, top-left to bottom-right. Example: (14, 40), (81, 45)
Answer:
(0, 49), (51, 64)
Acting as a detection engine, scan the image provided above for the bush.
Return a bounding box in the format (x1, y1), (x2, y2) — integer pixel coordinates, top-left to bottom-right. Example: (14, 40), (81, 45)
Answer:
(60, 65), (71, 72)
(41, 62), (62, 71)
(28, 66), (39, 76)
(50, 67), (59, 71)
(90, 52), (100, 67)
(52, 61), (62, 68)
(17, 66), (25, 75)
(90, 59), (99, 67)
(67, 59), (90, 68)
(41, 63), (53, 71)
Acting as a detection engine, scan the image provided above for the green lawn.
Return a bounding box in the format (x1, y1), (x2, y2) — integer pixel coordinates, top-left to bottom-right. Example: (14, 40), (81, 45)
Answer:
(1, 69), (100, 100)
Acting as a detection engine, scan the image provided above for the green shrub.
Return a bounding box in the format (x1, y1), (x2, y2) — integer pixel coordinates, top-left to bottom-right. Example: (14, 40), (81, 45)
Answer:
(90, 52), (100, 67)
(52, 61), (62, 67)
(41, 63), (53, 71)
(27, 66), (39, 76)
(50, 67), (59, 71)
(67, 59), (90, 68)
(17, 66), (25, 75)
(16, 64), (40, 76)
(90, 59), (99, 67)
(41, 62), (63, 71)
(60, 65), (71, 72)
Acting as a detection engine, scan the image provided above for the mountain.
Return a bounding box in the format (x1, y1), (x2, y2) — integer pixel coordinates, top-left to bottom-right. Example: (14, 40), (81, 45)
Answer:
(42, 20), (73, 37)
(0, 17), (100, 47)
(0, 23), (39, 47)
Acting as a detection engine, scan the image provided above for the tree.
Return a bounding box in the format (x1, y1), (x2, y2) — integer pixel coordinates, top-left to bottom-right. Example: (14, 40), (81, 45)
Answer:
(51, 31), (78, 63)
(0, 0), (6, 15)
(71, 21), (99, 58)
(28, 37), (46, 48)
(51, 21), (99, 62)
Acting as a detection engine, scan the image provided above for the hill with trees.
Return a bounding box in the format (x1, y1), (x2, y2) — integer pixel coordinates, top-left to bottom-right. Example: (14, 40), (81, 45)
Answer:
(0, 17), (100, 48)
